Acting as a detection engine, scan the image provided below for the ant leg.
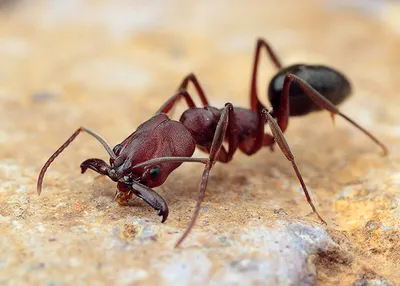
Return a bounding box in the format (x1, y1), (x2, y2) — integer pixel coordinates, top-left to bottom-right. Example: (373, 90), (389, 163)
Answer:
(205, 104), (239, 163)
(250, 38), (283, 112)
(261, 109), (327, 224)
(157, 73), (211, 115)
(282, 73), (388, 156)
(178, 73), (210, 106)
(238, 107), (325, 224)
(175, 103), (234, 248)
(156, 90), (196, 114)
(37, 127), (116, 195)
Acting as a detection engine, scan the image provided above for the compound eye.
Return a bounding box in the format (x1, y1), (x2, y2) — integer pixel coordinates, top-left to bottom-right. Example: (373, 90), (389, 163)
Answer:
(149, 166), (161, 180)
(113, 144), (121, 154)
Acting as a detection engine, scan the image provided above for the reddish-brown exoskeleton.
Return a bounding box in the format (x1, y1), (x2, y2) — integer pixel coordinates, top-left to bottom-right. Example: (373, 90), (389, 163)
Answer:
(37, 38), (388, 248)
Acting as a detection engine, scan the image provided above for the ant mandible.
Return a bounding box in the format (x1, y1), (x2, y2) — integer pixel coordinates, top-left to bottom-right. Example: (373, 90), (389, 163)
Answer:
(37, 38), (388, 248)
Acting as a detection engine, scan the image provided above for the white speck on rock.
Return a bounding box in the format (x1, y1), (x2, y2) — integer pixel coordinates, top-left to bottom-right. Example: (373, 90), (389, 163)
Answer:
(11, 220), (23, 230)
(0, 131), (7, 143)
(0, 162), (20, 173)
(0, 216), (10, 223)
(70, 225), (88, 233)
(117, 268), (148, 285)
(0, 38), (30, 56)
(37, 224), (46, 233)
(389, 172), (400, 185)
(159, 251), (212, 286)
(69, 257), (82, 267)
(15, 185), (27, 193)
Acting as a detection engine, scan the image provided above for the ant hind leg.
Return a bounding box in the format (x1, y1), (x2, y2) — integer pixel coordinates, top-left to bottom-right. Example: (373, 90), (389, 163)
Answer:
(281, 73), (388, 156)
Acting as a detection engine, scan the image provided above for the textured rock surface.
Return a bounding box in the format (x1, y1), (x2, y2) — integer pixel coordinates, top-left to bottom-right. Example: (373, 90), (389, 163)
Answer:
(0, 0), (399, 285)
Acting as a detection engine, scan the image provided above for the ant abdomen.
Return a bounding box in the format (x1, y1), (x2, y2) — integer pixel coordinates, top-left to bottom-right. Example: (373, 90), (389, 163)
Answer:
(268, 64), (352, 116)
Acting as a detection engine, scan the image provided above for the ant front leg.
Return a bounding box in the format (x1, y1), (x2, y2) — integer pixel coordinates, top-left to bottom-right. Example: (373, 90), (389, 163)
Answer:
(281, 73), (388, 155)
(250, 38), (283, 112)
(175, 103), (235, 248)
(156, 73), (210, 115)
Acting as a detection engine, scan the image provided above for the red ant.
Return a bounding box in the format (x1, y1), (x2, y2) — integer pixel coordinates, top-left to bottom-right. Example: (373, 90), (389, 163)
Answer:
(37, 38), (388, 248)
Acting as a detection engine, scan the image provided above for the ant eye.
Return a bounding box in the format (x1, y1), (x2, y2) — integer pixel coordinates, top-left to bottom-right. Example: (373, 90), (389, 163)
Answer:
(149, 166), (161, 180)
(113, 144), (121, 154)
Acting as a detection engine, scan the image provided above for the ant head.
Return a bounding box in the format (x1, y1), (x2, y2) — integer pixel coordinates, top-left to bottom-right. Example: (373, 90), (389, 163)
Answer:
(37, 114), (195, 203)
(108, 114), (196, 189)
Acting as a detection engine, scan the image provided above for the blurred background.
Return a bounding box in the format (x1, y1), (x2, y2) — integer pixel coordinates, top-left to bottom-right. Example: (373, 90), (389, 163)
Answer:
(0, 0), (399, 285)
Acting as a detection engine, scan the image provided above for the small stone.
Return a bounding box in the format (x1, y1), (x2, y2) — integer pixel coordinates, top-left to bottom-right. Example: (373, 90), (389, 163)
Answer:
(366, 221), (379, 231)
(274, 208), (288, 215)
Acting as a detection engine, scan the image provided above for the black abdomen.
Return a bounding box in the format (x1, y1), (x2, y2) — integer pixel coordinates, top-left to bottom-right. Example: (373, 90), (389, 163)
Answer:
(268, 64), (352, 116)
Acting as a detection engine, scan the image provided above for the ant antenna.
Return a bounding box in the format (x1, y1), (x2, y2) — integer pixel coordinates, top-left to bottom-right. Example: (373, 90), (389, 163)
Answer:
(37, 127), (116, 195)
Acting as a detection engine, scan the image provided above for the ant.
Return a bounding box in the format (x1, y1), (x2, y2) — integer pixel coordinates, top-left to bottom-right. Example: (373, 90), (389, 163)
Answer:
(37, 38), (388, 248)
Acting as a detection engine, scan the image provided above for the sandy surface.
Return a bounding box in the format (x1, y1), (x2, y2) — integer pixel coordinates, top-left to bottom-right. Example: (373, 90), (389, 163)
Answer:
(0, 1), (399, 285)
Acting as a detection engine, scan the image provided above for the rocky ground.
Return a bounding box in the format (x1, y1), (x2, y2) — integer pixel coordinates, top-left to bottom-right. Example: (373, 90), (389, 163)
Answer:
(0, 0), (399, 285)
